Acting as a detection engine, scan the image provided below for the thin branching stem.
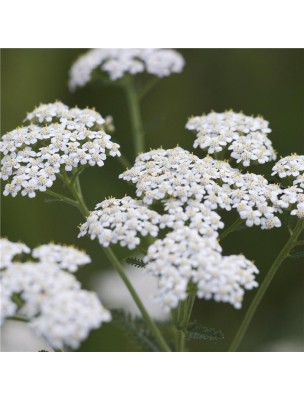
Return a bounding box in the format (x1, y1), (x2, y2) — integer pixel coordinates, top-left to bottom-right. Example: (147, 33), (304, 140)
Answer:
(58, 173), (171, 352)
(219, 218), (243, 241)
(228, 219), (304, 352)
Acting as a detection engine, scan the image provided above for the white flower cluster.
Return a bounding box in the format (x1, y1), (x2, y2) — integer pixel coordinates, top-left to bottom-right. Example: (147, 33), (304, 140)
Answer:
(272, 155), (304, 180)
(0, 239), (111, 349)
(186, 111), (276, 166)
(0, 238), (30, 268)
(79, 197), (162, 249)
(69, 48), (185, 90)
(271, 155), (304, 219)
(144, 227), (258, 310)
(161, 198), (224, 239)
(120, 147), (302, 227)
(0, 102), (121, 198)
(32, 243), (91, 272)
(120, 147), (208, 204)
(81, 146), (303, 310)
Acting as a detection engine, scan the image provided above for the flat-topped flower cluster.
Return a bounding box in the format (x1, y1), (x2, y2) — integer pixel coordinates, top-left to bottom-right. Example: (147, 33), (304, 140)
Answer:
(69, 48), (185, 90)
(80, 141), (304, 310)
(0, 102), (120, 198)
(0, 239), (111, 349)
(144, 227), (258, 310)
(186, 111), (277, 166)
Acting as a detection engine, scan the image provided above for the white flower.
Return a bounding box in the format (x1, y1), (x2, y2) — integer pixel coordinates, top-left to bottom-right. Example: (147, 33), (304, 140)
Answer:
(290, 202), (304, 219)
(30, 290), (111, 349)
(161, 198), (224, 237)
(144, 227), (258, 311)
(186, 111), (276, 166)
(294, 174), (304, 189)
(0, 238), (30, 269)
(79, 196), (162, 250)
(119, 147), (293, 228)
(272, 155), (304, 179)
(0, 102), (121, 198)
(32, 244), (91, 272)
(119, 147), (211, 204)
(68, 48), (185, 90)
(0, 239), (111, 349)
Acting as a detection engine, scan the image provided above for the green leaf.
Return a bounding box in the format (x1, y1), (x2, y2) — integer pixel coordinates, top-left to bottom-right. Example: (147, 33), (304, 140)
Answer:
(111, 309), (161, 351)
(125, 257), (146, 268)
(186, 322), (224, 342)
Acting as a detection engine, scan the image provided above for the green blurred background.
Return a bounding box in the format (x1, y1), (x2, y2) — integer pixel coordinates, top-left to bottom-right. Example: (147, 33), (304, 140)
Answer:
(1, 49), (303, 351)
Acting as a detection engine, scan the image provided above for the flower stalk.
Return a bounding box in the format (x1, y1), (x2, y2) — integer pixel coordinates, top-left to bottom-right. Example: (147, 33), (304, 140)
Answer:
(123, 77), (145, 156)
(175, 284), (197, 352)
(228, 219), (304, 351)
(60, 172), (171, 352)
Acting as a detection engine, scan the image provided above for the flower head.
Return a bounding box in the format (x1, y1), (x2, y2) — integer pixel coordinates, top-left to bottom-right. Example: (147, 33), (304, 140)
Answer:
(32, 243), (91, 272)
(119, 147), (209, 204)
(0, 239), (111, 348)
(119, 147), (290, 228)
(186, 111), (276, 166)
(0, 238), (30, 269)
(69, 48), (185, 90)
(272, 155), (304, 179)
(0, 102), (121, 198)
(144, 227), (258, 311)
(79, 196), (162, 249)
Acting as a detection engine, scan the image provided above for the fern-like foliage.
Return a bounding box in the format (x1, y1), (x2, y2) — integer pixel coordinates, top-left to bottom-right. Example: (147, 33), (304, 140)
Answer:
(125, 257), (146, 268)
(186, 322), (224, 342)
(111, 309), (162, 351)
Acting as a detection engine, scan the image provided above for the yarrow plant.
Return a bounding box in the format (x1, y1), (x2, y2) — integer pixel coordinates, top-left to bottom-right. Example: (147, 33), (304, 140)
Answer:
(69, 48), (185, 90)
(1, 48), (303, 352)
(0, 239), (111, 349)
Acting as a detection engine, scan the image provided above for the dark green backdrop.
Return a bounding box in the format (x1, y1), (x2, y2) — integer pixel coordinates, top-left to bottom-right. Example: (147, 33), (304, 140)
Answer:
(1, 49), (303, 351)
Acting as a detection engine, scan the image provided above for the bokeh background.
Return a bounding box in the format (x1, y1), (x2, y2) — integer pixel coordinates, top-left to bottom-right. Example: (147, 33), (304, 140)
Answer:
(1, 49), (303, 352)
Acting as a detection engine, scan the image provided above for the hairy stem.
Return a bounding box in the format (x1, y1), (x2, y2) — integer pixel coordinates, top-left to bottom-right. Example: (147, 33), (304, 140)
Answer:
(228, 219), (304, 352)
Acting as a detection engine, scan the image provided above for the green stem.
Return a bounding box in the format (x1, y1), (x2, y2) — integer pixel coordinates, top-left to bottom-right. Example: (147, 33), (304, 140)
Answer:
(175, 300), (187, 352)
(60, 171), (90, 217)
(118, 154), (132, 169)
(70, 165), (87, 186)
(228, 219), (304, 352)
(7, 315), (29, 323)
(175, 284), (197, 352)
(138, 76), (159, 100)
(103, 247), (171, 352)
(294, 240), (304, 247)
(219, 218), (243, 241)
(123, 78), (145, 156)
(45, 189), (79, 209)
(63, 175), (171, 352)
